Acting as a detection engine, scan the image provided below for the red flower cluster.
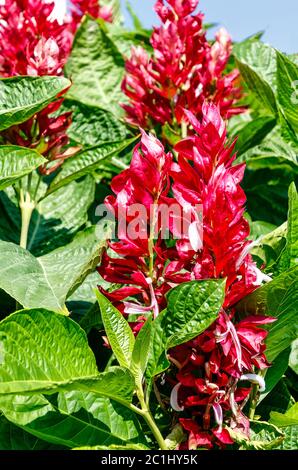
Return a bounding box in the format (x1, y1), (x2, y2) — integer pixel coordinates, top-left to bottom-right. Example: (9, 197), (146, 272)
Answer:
(71, 0), (113, 25)
(0, 0), (72, 77)
(122, 0), (244, 130)
(0, 0), (112, 173)
(98, 102), (274, 448)
(170, 311), (275, 449)
(98, 130), (176, 320)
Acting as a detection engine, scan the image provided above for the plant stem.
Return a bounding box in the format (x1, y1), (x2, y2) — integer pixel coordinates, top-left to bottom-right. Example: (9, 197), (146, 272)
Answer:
(248, 384), (259, 420)
(19, 189), (35, 250)
(136, 386), (168, 450)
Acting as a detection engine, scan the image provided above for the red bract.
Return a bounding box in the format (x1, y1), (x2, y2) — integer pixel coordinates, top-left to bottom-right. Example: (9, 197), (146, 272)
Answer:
(122, 0), (244, 130)
(171, 102), (264, 306)
(98, 130), (176, 319)
(169, 311), (275, 449)
(71, 0), (113, 25)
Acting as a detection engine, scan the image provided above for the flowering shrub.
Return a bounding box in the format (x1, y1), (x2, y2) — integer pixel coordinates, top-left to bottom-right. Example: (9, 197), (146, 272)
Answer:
(0, 0), (297, 454)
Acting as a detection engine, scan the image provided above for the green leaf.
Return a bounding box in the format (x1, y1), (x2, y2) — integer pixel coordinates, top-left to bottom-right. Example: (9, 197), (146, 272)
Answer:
(0, 176), (95, 256)
(236, 266), (298, 362)
(0, 225), (107, 312)
(234, 41), (277, 114)
(259, 348), (291, 402)
(228, 421), (284, 450)
(106, 25), (152, 56)
(96, 290), (135, 369)
(0, 309), (134, 402)
(239, 135), (298, 169)
(270, 403), (298, 427)
(278, 183), (298, 271)
(47, 137), (136, 196)
(65, 16), (125, 117)
(233, 40), (277, 89)
(131, 317), (152, 387)
(60, 99), (128, 147)
(0, 76), (70, 131)
(0, 392), (143, 448)
(277, 51), (298, 134)
(289, 339), (298, 374)
(235, 116), (276, 156)
(250, 222), (287, 271)
(0, 415), (63, 450)
(165, 279), (226, 348)
(258, 378), (295, 421)
(0, 146), (46, 190)
(146, 280), (225, 385)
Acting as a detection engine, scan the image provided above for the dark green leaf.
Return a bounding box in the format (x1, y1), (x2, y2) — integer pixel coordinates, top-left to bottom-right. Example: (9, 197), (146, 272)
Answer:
(235, 116), (276, 156)
(0, 415), (64, 450)
(0, 392), (143, 448)
(0, 176), (95, 256)
(259, 348), (291, 402)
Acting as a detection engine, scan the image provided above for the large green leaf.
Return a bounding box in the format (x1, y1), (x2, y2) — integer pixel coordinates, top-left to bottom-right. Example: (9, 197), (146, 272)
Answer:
(234, 41), (277, 114)
(0, 76), (70, 131)
(0, 392), (143, 448)
(236, 266), (298, 362)
(228, 421), (284, 450)
(96, 291), (135, 369)
(164, 279), (226, 348)
(0, 309), (134, 402)
(270, 403), (298, 428)
(233, 40), (277, 90)
(0, 176), (95, 256)
(65, 16), (125, 116)
(0, 146), (46, 190)
(0, 225), (107, 312)
(278, 183), (298, 271)
(277, 52), (298, 133)
(47, 138), (136, 196)
(146, 280), (225, 385)
(0, 415), (63, 450)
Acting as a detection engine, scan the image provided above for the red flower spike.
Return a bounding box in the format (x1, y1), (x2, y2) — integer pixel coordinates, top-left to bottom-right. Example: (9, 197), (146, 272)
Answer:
(122, 0), (245, 131)
(98, 101), (274, 449)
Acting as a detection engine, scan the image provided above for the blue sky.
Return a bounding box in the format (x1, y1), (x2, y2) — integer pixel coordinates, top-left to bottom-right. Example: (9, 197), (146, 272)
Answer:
(120, 0), (298, 53)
